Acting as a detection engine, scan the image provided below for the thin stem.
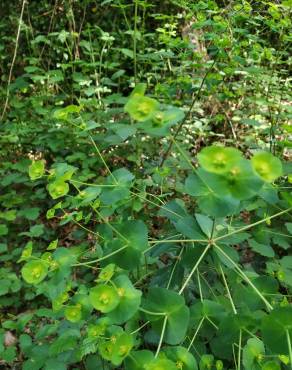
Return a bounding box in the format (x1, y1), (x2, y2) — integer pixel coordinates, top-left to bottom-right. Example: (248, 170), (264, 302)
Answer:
(205, 316), (219, 330)
(89, 135), (117, 183)
(155, 315), (168, 358)
(1, 0), (27, 121)
(197, 269), (203, 302)
(214, 244), (273, 311)
(73, 244), (128, 266)
(93, 207), (129, 243)
(242, 328), (258, 339)
(139, 307), (166, 316)
(133, 0), (138, 84)
(70, 179), (118, 188)
(160, 57), (217, 167)
(238, 329), (242, 370)
(130, 321), (150, 335)
(148, 238), (208, 244)
(179, 244), (211, 295)
(219, 264), (237, 315)
(286, 329), (292, 369)
(172, 138), (197, 171)
(214, 207), (292, 243)
(187, 317), (205, 351)
(166, 247), (185, 289)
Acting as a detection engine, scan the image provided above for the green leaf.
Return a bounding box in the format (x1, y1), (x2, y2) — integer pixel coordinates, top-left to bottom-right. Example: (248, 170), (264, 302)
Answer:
(28, 224), (45, 237)
(262, 307), (292, 355)
(143, 287), (190, 345)
(108, 275), (141, 324)
(285, 223), (292, 234)
(0, 279), (10, 296)
(185, 170), (240, 217)
(110, 332), (134, 365)
(130, 83), (147, 97)
(53, 105), (82, 121)
(53, 247), (77, 267)
(47, 239), (58, 251)
(262, 361), (281, 370)
(138, 107), (184, 136)
(144, 358), (177, 370)
(100, 168), (134, 205)
(1, 346), (17, 362)
(175, 216), (206, 240)
(164, 346), (198, 370)
(18, 241), (33, 262)
(199, 354), (214, 370)
(97, 264), (116, 283)
(19, 208), (40, 221)
(222, 159), (264, 200)
(242, 338), (265, 370)
(0, 224), (8, 236)
(195, 213), (214, 238)
(125, 350), (154, 370)
(108, 220), (148, 270)
(249, 239), (275, 258)
(120, 48), (134, 58)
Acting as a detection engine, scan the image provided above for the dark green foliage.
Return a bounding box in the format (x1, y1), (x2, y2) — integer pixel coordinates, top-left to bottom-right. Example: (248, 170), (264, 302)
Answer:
(0, 1), (291, 369)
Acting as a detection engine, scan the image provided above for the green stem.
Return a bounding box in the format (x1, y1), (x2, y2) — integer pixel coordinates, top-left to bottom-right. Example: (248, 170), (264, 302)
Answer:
(214, 244), (273, 311)
(166, 247), (185, 289)
(139, 307), (166, 316)
(205, 316), (219, 330)
(219, 264), (237, 315)
(187, 317), (205, 351)
(238, 329), (242, 370)
(130, 321), (150, 335)
(70, 179), (118, 187)
(149, 238), (208, 244)
(286, 329), (292, 369)
(73, 244), (128, 266)
(89, 135), (117, 183)
(155, 315), (168, 358)
(197, 269), (203, 302)
(179, 244), (211, 295)
(214, 207), (292, 243)
(133, 0), (138, 84)
(93, 207), (129, 243)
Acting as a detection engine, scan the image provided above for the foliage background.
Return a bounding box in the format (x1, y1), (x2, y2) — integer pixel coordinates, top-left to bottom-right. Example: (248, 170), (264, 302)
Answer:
(0, 0), (291, 369)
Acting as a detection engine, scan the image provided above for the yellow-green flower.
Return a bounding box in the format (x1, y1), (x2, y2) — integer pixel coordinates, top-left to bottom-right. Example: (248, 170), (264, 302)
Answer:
(89, 284), (120, 313)
(251, 151), (283, 182)
(198, 146), (242, 174)
(145, 358), (177, 370)
(125, 95), (159, 122)
(65, 304), (82, 323)
(28, 160), (45, 180)
(21, 260), (48, 285)
(47, 180), (69, 199)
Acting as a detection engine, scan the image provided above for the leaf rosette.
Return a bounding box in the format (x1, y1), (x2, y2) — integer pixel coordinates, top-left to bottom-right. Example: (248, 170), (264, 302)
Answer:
(198, 146), (242, 174)
(251, 151), (283, 182)
(89, 284), (120, 313)
(125, 95), (159, 122)
(21, 260), (48, 285)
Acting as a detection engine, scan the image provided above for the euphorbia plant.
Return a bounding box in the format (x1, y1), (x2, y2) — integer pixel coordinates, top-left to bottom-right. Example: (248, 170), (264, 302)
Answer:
(19, 85), (291, 369)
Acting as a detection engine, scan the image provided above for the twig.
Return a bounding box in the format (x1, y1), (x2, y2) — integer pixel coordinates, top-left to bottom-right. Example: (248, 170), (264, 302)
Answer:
(1, 0), (27, 121)
(159, 56), (217, 167)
